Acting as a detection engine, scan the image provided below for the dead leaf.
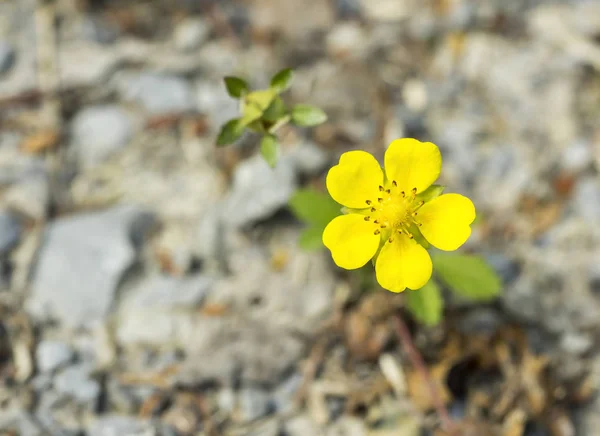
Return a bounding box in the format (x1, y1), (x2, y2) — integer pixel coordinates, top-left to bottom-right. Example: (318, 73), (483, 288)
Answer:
(406, 362), (452, 411)
(502, 409), (527, 436)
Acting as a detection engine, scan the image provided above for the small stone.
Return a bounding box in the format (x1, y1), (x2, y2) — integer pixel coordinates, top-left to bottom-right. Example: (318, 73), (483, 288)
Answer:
(326, 22), (369, 59)
(217, 388), (236, 414)
(36, 340), (74, 373)
(174, 18), (211, 52)
(88, 415), (163, 436)
(402, 79), (428, 113)
(239, 387), (272, 422)
(561, 140), (592, 173)
(456, 308), (503, 337)
(81, 17), (119, 45)
(247, 419), (280, 436)
(560, 332), (593, 355)
(53, 364), (100, 403)
(285, 415), (320, 436)
(573, 177), (600, 223)
(283, 140), (328, 177)
(272, 373), (303, 413)
(0, 42), (16, 74)
(0, 211), (22, 256)
(27, 205), (155, 328)
(222, 154), (296, 227)
(122, 73), (195, 115)
(326, 416), (367, 436)
(70, 105), (133, 168)
(3, 170), (49, 221)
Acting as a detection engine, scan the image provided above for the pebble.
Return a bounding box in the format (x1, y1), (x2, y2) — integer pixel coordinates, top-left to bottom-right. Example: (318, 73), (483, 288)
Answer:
(174, 18), (211, 52)
(272, 372), (303, 413)
(285, 415), (320, 436)
(222, 154), (296, 227)
(122, 73), (195, 115)
(88, 415), (164, 436)
(0, 211), (22, 256)
(36, 340), (74, 373)
(239, 387), (273, 422)
(70, 105), (133, 168)
(0, 41), (16, 74)
(53, 364), (100, 403)
(26, 205), (155, 328)
(573, 177), (600, 223)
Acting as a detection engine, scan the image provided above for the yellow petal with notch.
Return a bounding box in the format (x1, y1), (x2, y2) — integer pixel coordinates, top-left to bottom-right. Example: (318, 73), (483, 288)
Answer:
(384, 138), (442, 194)
(375, 234), (432, 293)
(418, 193), (476, 251)
(323, 214), (380, 269)
(326, 151), (384, 209)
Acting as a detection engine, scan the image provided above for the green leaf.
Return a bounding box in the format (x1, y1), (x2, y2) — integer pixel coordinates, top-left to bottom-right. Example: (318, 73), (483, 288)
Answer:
(246, 89), (277, 111)
(416, 184), (445, 203)
(432, 253), (502, 301)
(260, 134), (279, 168)
(224, 76), (249, 98)
(291, 104), (328, 127)
(216, 119), (244, 146)
(406, 280), (443, 326)
(270, 68), (293, 93)
(298, 226), (325, 251)
(263, 97), (287, 122)
(289, 189), (341, 227)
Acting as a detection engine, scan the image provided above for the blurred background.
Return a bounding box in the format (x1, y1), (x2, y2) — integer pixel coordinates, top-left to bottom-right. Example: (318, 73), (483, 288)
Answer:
(1, 0), (600, 435)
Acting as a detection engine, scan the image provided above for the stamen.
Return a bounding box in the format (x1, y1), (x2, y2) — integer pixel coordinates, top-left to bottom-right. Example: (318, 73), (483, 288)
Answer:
(392, 180), (397, 187)
(373, 220), (379, 224)
(388, 237), (394, 243)
(374, 229), (380, 235)
(377, 198), (383, 203)
(385, 189), (391, 194)
(413, 212), (418, 216)
(408, 233), (414, 239)
(380, 224), (387, 228)
(370, 207), (376, 212)
(411, 187), (417, 194)
(401, 191), (405, 197)
(378, 185), (384, 192)
(366, 200), (371, 205)
(364, 216), (370, 221)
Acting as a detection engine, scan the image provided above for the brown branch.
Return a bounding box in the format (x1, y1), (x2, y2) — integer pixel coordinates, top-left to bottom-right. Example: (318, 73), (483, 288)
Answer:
(393, 313), (455, 434)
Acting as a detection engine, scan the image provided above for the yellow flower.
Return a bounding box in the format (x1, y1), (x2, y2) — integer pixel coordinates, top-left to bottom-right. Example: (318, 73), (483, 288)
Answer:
(322, 138), (476, 293)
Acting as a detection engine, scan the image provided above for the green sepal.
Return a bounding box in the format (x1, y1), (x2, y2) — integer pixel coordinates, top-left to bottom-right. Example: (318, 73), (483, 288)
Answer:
(416, 184), (445, 203)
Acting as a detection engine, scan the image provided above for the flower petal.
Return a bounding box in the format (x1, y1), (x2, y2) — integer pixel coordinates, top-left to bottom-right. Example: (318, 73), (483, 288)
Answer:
(375, 234), (432, 293)
(323, 214), (380, 269)
(417, 193), (476, 251)
(384, 138), (442, 194)
(326, 151), (384, 208)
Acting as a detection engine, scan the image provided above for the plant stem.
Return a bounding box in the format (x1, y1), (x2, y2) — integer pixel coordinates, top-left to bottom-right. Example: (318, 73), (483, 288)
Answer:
(393, 313), (455, 434)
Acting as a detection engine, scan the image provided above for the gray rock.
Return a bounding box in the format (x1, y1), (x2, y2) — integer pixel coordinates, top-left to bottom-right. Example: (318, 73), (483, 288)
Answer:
(71, 105), (133, 168)
(82, 17), (119, 45)
(239, 387), (272, 422)
(27, 205), (155, 328)
(560, 140), (592, 173)
(272, 373), (303, 413)
(484, 253), (520, 284)
(285, 415), (320, 436)
(217, 388), (236, 414)
(53, 364), (100, 403)
(222, 154), (296, 227)
(0, 410), (44, 436)
(174, 18), (211, 52)
(326, 416), (367, 436)
(195, 79), (239, 128)
(3, 169), (49, 221)
(88, 415), (163, 436)
(247, 419), (281, 436)
(0, 211), (21, 256)
(122, 73), (194, 115)
(0, 42), (15, 74)
(121, 274), (213, 310)
(456, 308), (503, 337)
(573, 177), (600, 223)
(283, 141), (328, 177)
(36, 340), (74, 373)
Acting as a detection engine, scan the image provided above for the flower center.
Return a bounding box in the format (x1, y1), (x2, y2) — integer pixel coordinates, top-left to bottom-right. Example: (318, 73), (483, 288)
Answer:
(363, 181), (424, 242)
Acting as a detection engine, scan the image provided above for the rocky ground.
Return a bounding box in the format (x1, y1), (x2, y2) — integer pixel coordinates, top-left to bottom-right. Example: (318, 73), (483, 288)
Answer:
(1, 0), (600, 435)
